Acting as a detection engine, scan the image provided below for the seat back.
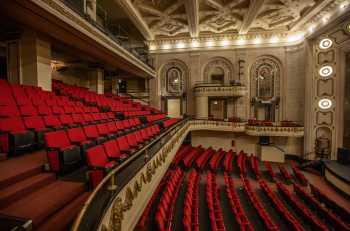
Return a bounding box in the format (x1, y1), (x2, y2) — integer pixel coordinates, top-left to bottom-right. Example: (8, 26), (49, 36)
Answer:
(19, 105), (38, 117)
(45, 130), (71, 149)
(97, 123), (110, 135)
(116, 136), (130, 151)
(103, 140), (121, 158)
(23, 116), (46, 131)
(43, 115), (62, 128)
(83, 125), (99, 139)
(85, 145), (109, 167)
(67, 127), (87, 143)
(0, 105), (20, 117)
(0, 117), (26, 133)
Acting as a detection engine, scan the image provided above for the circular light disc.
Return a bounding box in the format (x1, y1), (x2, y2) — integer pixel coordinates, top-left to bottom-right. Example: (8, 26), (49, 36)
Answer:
(318, 99), (332, 109)
(319, 38), (333, 49)
(319, 66), (333, 77)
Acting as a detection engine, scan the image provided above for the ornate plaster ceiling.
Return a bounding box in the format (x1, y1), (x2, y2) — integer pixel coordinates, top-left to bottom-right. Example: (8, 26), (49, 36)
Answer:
(124, 0), (337, 39)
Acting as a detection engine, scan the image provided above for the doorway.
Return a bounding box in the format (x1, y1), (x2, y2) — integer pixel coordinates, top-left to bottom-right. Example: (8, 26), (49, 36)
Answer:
(209, 98), (227, 120)
(165, 97), (182, 118)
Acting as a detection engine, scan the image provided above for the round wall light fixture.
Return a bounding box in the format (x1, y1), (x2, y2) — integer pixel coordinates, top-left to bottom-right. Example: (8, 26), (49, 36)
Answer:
(318, 98), (332, 109)
(319, 65), (333, 77)
(319, 38), (333, 49)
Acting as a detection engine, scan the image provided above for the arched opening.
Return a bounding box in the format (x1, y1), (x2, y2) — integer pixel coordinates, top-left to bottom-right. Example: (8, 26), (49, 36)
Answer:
(210, 67), (225, 84)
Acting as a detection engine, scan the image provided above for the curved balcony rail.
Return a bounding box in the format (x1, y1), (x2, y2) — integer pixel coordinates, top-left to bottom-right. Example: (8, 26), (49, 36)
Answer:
(71, 118), (189, 231)
(245, 125), (304, 137)
(190, 119), (246, 132)
(193, 83), (247, 97)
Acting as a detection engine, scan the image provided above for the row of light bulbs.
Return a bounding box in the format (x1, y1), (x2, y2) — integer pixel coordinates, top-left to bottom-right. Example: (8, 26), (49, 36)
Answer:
(151, 1), (349, 51)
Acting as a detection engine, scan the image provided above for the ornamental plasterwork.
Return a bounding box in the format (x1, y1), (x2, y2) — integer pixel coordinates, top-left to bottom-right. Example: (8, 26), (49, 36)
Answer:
(203, 57), (234, 83)
(160, 60), (188, 96)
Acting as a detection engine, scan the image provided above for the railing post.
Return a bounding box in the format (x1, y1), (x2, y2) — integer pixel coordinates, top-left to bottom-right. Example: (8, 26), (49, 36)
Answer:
(108, 174), (118, 191)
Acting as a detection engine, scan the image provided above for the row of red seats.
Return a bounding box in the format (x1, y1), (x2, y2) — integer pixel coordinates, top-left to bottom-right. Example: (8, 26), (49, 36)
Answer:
(223, 173), (253, 231)
(123, 110), (151, 118)
(290, 161), (308, 185)
(136, 171), (172, 229)
(310, 184), (350, 222)
(182, 146), (204, 168)
(259, 179), (305, 231)
(240, 176), (278, 231)
(278, 164), (293, 182)
(276, 182), (329, 231)
(85, 125), (161, 187)
(183, 170), (200, 231)
(194, 147), (214, 170)
(264, 161), (277, 181)
(172, 144), (193, 167)
(223, 150), (235, 172)
(249, 155), (261, 179)
(163, 118), (178, 127)
(146, 114), (166, 123)
(156, 168), (184, 231)
(294, 184), (350, 231)
(237, 151), (247, 175)
(44, 118), (149, 173)
(209, 149), (226, 171)
(0, 104), (99, 117)
(206, 172), (226, 231)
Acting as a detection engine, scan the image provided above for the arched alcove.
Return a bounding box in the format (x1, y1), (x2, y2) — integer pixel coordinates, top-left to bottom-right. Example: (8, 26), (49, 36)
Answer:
(203, 57), (234, 84)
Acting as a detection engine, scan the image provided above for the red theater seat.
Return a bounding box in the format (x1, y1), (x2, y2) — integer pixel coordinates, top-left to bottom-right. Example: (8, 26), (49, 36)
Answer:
(45, 130), (82, 173)
(43, 115), (62, 129)
(59, 114), (75, 127)
(0, 117), (35, 155)
(37, 105), (52, 116)
(23, 116), (50, 147)
(19, 105), (38, 117)
(67, 127), (95, 151)
(83, 125), (106, 144)
(103, 139), (127, 161)
(116, 136), (134, 154)
(0, 105), (20, 118)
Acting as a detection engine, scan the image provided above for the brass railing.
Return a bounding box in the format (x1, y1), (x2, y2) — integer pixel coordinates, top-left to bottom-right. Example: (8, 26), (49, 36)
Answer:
(71, 118), (188, 231)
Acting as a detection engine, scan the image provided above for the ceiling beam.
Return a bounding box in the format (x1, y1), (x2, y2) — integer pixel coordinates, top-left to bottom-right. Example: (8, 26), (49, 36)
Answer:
(115, 0), (154, 40)
(185, 0), (200, 37)
(239, 0), (265, 34)
(289, 0), (333, 31)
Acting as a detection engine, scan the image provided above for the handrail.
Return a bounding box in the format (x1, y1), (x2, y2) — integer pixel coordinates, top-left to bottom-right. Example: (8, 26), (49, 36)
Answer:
(71, 118), (188, 231)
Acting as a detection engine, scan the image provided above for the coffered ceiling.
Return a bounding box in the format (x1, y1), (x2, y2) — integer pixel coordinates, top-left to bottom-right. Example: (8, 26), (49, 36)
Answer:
(116, 0), (340, 40)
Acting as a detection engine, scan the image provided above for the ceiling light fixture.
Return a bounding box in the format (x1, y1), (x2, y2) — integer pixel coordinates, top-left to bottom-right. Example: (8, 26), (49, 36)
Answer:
(162, 44), (171, 50)
(253, 38), (262, 44)
(221, 39), (230, 46)
(237, 38), (246, 45)
(269, 36), (279, 43)
(340, 1), (349, 9)
(191, 41), (199, 48)
(319, 65), (333, 77)
(319, 38), (333, 49)
(176, 42), (185, 49)
(206, 40), (215, 47)
(318, 98), (332, 109)
(322, 15), (329, 23)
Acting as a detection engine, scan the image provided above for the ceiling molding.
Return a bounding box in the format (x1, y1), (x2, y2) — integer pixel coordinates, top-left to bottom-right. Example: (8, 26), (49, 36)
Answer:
(185, 0), (199, 37)
(289, 0), (333, 31)
(239, 0), (265, 34)
(115, 0), (154, 40)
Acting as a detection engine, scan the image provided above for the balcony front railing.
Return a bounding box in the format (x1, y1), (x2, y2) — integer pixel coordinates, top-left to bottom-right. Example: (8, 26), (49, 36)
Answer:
(61, 0), (154, 68)
(71, 118), (188, 231)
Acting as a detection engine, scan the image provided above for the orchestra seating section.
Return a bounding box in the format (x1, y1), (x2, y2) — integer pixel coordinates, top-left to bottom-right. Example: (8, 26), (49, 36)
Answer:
(0, 79), (179, 230)
(135, 144), (350, 231)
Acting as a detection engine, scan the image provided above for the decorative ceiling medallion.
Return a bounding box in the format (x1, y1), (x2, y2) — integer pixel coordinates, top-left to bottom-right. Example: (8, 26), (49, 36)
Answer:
(318, 98), (332, 110)
(319, 38), (333, 49)
(319, 66), (333, 77)
(345, 22), (350, 34)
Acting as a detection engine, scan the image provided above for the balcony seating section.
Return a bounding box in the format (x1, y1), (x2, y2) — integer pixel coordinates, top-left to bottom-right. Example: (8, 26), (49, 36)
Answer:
(264, 161), (277, 181)
(290, 161), (308, 185)
(293, 184), (350, 231)
(223, 150), (235, 172)
(249, 155), (261, 179)
(155, 167), (184, 231)
(224, 173), (253, 231)
(183, 170), (200, 231)
(259, 179), (305, 231)
(276, 182), (329, 231)
(182, 146), (204, 168)
(194, 147), (215, 170)
(206, 172), (226, 231)
(310, 184), (350, 222)
(209, 149), (226, 171)
(278, 164), (293, 182)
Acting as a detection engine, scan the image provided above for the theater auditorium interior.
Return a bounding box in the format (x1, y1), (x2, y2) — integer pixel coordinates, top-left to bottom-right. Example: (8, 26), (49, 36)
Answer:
(0, 0), (350, 231)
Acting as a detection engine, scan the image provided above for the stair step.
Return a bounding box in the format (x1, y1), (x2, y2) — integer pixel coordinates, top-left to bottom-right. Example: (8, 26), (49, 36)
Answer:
(0, 173), (56, 208)
(0, 180), (85, 227)
(0, 151), (47, 189)
(37, 192), (90, 231)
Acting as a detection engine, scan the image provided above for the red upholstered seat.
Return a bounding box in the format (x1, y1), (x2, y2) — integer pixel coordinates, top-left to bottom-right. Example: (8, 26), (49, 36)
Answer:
(59, 114), (75, 126)
(51, 106), (65, 115)
(116, 136), (133, 154)
(43, 115), (62, 128)
(0, 105), (20, 117)
(85, 145), (116, 169)
(103, 139), (127, 160)
(37, 105), (52, 116)
(72, 114), (86, 125)
(23, 116), (46, 131)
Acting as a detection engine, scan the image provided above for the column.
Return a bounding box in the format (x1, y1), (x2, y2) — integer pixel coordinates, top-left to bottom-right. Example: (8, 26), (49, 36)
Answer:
(195, 96), (208, 119)
(6, 40), (20, 84)
(88, 68), (104, 94)
(20, 30), (52, 91)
